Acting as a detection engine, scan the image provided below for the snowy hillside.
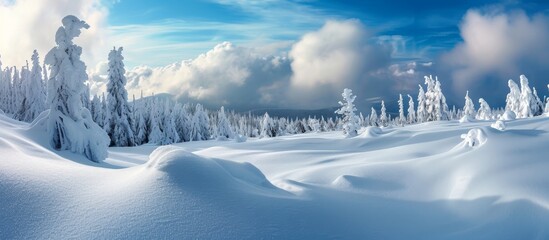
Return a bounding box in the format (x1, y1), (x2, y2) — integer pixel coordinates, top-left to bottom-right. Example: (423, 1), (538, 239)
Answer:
(1, 112), (548, 239)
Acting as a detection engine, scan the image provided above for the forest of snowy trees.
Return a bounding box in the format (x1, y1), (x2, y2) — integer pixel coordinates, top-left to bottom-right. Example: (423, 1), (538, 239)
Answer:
(1, 15), (549, 162)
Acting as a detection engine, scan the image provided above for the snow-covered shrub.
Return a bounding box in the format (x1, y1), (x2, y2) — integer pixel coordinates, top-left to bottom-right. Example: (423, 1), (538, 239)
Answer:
(491, 120), (506, 131)
(463, 91), (475, 119)
(335, 88), (360, 137)
(499, 110), (516, 121)
(476, 98), (492, 120)
(505, 79), (521, 117)
(235, 134), (247, 143)
(461, 128), (487, 148)
(44, 15), (109, 162)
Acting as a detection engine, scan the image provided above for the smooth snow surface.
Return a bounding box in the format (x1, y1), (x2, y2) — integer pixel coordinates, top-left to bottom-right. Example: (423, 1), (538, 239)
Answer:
(1, 113), (549, 239)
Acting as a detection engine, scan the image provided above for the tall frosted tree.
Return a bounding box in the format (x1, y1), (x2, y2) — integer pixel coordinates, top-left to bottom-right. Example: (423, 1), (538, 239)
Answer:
(335, 88), (360, 137)
(416, 85), (426, 123)
(148, 99), (163, 144)
(161, 101), (180, 145)
(369, 107), (378, 127)
(260, 112), (276, 138)
(505, 79), (521, 116)
(397, 94), (405, 126)
(519, 75), (537, 118)
(18, 50), (46, 122)
(217, 106), (233, 139)
(106, 47), (135, 147)
(463, 91), (475, 119)
(44, 15), (109, 162)
(545, 84), (549, 114)
(476, 98), (492, 120)
(379, 100), (388, 127)
(407, 94), (416, 124)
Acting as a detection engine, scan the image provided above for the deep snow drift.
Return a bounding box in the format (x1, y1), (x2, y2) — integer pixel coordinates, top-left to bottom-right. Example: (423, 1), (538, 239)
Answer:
(1, 112), (549, 239)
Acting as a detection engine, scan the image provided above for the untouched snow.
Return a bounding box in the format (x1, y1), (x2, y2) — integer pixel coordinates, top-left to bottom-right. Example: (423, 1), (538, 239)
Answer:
(1, 113), (549, 239)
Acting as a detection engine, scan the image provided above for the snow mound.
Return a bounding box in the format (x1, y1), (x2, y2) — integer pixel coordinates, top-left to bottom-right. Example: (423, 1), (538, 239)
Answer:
(491, 120), (506, 131)
(359, 126), (382, 137)
(499, 110), (516, 120)
(235, 134), (247, 143)
(332, 175), (402, 192)
(459, 115), (474, 123)
(461, 128), (487, 147)
(146, 146), (281, 193)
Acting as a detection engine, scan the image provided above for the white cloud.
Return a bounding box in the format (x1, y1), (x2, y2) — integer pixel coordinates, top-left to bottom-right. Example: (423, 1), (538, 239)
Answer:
(442, 10), (549, 99)
(286, 19), (396, 109)
(91, 42), (292, 110)
(91, 20), (427, 112)
(0, 0), (109, 68)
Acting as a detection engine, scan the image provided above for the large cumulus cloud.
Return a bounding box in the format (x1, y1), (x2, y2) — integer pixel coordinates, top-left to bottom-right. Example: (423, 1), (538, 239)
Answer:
(440, 9), (549, 105)
(92, 42), (292, 110)
(0, 0), (109, 67)
(97, 20), (428, 112)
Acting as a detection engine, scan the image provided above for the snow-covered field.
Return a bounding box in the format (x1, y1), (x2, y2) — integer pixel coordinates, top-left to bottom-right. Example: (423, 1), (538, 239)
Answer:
(1, 112), (548, 239)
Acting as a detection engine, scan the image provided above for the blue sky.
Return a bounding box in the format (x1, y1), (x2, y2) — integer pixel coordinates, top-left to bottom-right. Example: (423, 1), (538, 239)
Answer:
(105, 0), (549, 67)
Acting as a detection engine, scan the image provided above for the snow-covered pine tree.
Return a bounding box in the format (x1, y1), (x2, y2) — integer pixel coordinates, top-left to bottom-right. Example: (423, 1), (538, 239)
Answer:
(90, 95), (103, 125)
(134, 110), (147, 145)
(99, 93), (110, 130)
(416, 85), (426, 123)
(463, 91), (475, 119)
(22, 50), (47, 122)
(44, 15), (109, 162)
(173, 103), (191, 142)
(407, 94), (416, 124)
(147, 99), (163, 144)
(195, 103), (211, 140)
(476, 98), (492, 120)
(505, 79), (521, 116)
(379, 100), (388, 127)
(161, 100), (180, 145)
(334, 88), (360, 137)
(519, 75), (537, 118)
(370, 107), (378, 126)
(260, 112), (276, 138)
(532, 87), (544, 116)
(106, 47), (135, 147)
(398, 94), (405, 126)
(545, 84), (549, 114)
(217, 106), (233, 139)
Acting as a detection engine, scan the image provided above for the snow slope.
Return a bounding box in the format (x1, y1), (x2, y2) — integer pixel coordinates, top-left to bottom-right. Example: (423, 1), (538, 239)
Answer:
(1, 112), (549, 239)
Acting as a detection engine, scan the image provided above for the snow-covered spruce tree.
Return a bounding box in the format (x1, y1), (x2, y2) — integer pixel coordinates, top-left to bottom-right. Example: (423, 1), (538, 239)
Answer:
(147, 99), (163, 144)
(334, 88), (360, 137)
(505, 79), (521, 116)
(106, 47), (136, 147)
(398, 94), (405, 126)
(519, 75), (537, 118)
(369, 108), (378, 127)
(532, 87), (544, 116)
(2, 67), (13, 113)
(476, 98), (492, 120)
(161, 100), (180, 145)
(463, 91), (475, 119)
(260, 112), (276, 138)
(134, 109), (147, 145)
(379, 100), (388, 127)
(194, 103), (211, 140)
(217, 106), (233, 139)
(545, 84), (549, 114)
(407, 94), (416, 124)
(22, 50), (47, 122)
(173, 103), (191, 142)
(416, 85), (427, 123)
(44, 15), (109, 162)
